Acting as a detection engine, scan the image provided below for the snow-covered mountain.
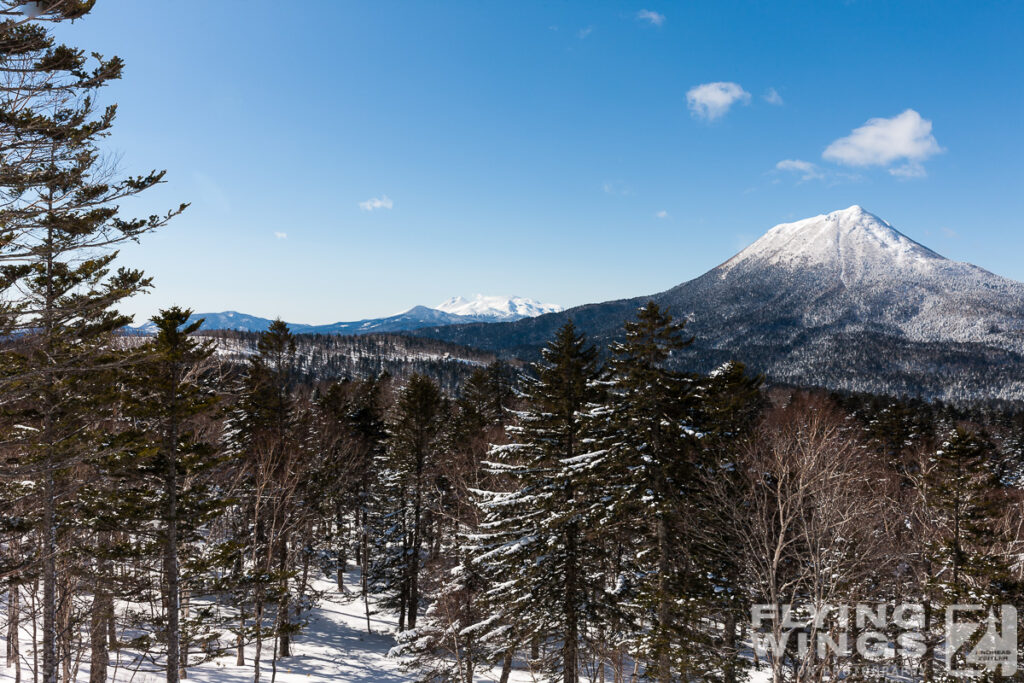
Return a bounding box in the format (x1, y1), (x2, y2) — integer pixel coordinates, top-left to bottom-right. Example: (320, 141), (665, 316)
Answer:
(417, 206), (1024, 403)
(131, 296), (560, 335)
(436, 294), (562, 320)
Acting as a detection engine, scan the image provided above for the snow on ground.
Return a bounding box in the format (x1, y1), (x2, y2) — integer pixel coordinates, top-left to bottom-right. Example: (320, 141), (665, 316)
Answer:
(0, 570), (541, 683)
(1, 569), (777, 682)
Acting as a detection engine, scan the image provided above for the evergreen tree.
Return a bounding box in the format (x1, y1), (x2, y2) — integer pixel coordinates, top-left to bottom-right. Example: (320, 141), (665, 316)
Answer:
(0, 6), (185, 681)
(600, 302), (701, 681)
(118, 307), (225, 682)
(469, 322), (613, 683)
(373, 374), (446, 631)
(923, 428), (1011, 599)
(691, 360), (763, 683)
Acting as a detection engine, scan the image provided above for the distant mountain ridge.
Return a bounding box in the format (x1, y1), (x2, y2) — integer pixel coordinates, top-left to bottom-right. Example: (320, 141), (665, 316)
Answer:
(130, 295), (562, 336)
(414, 206), (1024, 403)
(436, 295), (562, 319)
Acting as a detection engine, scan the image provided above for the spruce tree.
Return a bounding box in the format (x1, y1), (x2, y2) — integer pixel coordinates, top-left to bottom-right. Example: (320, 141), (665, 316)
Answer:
(0, 6), (185, 682)
(469, 321), (613, 683)
(691, 360), (763, 683)
(118, 307), (225, 682)
(600, 302), (702, 681)
(373, 373), (446, 631)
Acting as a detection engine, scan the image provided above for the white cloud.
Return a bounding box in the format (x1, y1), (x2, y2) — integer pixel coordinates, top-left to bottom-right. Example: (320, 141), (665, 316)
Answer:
(636, 9), (666, 26)
(274, 231), (288, 239)
(578, 25), (593, 39)
(655, 210), (669, 219)
(775, 159), (823, 181)
(686, 82), (751, 121)
(764, 87), (784, 105)
(822, 109), (942, 175)
(359, 194), (394, 211)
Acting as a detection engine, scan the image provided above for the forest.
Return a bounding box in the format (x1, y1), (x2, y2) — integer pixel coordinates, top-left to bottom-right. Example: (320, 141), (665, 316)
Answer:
(1, 4), (1023, 683)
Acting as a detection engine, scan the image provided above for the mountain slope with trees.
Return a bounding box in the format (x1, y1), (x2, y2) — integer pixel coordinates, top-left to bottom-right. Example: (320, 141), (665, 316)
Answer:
(416, 206), (1024, 403)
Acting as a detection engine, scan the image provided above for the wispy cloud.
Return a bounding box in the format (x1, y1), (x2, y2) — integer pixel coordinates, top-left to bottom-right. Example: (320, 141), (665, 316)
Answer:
(359, 194), (394, 211)
(764, 87), (784, 105)
(655, 210), (669, 219)
(686, 82), (751, 121)
(775, 159), (823, 181)
(823, 109), (942, 177)
(577, 25), (593, 39)
(636, 9), (665, 26)
(274, 231), (288, 240)
(602, 180), (632, 196)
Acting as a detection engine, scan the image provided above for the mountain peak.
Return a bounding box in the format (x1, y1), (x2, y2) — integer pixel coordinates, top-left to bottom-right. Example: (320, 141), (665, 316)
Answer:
(435, 294), (563, 319)
(719, 206), (945, 282)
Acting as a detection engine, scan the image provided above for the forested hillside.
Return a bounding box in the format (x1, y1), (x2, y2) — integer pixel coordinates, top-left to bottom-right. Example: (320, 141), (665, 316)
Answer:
(199, 330), (502, 394)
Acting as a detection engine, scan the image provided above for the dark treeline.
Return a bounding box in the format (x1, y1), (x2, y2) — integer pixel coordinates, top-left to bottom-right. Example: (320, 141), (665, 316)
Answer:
(1, 5), (1023, 683)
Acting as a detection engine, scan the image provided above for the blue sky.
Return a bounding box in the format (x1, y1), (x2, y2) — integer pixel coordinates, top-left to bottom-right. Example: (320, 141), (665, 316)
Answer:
(57, 1), (1024, 324)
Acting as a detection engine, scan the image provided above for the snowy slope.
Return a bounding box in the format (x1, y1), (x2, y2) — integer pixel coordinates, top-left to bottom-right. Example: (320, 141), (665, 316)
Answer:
(719, 205), (945, 279)
(704, 205), (1024, 347)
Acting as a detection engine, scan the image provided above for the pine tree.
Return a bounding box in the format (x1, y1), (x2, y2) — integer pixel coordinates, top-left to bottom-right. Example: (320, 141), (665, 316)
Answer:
(0, 6), (185, 681)
(118, 307), (226, 682)
(600, 302), (702, 681)
(691, 360), (763, 683)
(921, 428), (1013, 607)
(390, 364), (518, 683)
(372, 374), (446, 631)
(469, 322), (613, 683)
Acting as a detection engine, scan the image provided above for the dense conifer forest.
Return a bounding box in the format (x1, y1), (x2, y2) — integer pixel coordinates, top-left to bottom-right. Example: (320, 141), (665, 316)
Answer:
(0, 4), (1022, 683)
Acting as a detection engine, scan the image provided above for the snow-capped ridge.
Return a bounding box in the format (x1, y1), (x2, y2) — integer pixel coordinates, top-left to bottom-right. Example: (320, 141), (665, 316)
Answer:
(434, 294), (563, 320)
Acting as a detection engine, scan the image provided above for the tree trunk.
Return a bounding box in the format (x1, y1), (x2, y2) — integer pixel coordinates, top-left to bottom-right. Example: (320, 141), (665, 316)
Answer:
(57, 567), (73, 683)
(89, 538), (113, 683)
(498, 649), (514, 683)
(277, 540), (291, 658)
(236, 613), (245, 667)
(563, 521), (579, 683)
(31, 576), (38, 683)
(723, 609), (737, 683)
(163, 433), (182, 683)
(655, 514), (670, 683)
(253, 591), (263, 683)
(409, 448), (425, 631)
(361, 508), (371, 634)
(180, 591), (191, 680)
(41, 471), (57, 683)
(8, 583), (21, 683)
